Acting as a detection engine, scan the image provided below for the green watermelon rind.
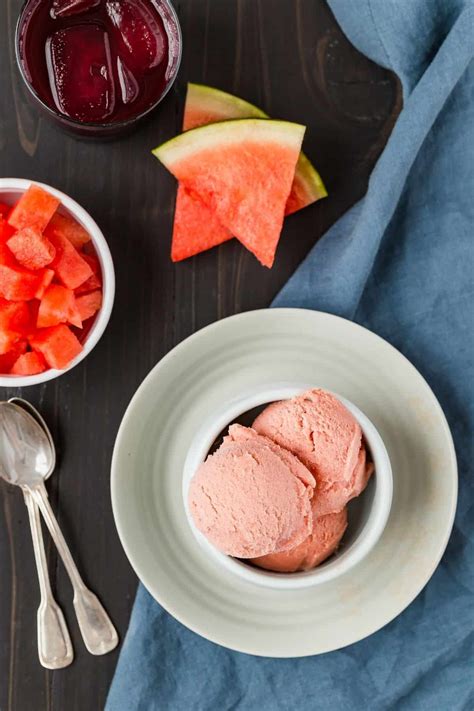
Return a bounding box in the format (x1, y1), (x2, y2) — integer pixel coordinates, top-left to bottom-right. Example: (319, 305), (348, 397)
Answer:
(184, 83), (328, 209)
(184, 83), (267, 125)
(153, 118), (306, 167)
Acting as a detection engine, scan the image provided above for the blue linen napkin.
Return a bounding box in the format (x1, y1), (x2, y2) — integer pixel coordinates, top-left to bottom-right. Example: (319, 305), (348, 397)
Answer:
(106, 1), (474, 709)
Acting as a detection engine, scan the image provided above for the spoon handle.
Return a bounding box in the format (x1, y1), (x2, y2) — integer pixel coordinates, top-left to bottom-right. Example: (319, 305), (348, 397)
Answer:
(29, 484), (119, 656)
(23, 490), (74, 669)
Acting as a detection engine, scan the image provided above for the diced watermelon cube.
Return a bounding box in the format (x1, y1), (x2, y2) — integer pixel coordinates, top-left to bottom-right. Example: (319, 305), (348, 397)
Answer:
(0, 216), (15, 242)
(49, 232), (93, 289)
(74, 252), (102, 294)
(0, 340), (28, 373)
(76, 289), (102, 322)
(35, 269), (55, 299)
(0, 299), (31, 354)
(0, 203), (10, 218)
(27, 300), (40, 332)
(7, 227), (56, 270)
(82, 252), (100, 276)
(0, 244), (43, 301)
(29, 324), (83, 369)
(45, 211), (91, 250)
(37, 284), (82, 329)
(10, 350), (48, 375)
(8, 185), (60, 232)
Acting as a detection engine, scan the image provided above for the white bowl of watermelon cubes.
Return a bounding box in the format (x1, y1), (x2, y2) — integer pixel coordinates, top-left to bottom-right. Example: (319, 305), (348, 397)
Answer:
(0, 179), (114, 386)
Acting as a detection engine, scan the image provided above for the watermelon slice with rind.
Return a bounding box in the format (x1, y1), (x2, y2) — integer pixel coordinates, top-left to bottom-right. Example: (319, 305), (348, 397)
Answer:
(183, 83), (327, 215)
(183, 83), (267, 131)
(154, 119), (306, 267)
(170, 84), (327, 262)
(172, 185), (232, 262)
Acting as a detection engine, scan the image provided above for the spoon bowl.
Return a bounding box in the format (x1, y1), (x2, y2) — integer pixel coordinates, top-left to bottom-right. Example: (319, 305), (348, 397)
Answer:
(0, 402), (53, 488)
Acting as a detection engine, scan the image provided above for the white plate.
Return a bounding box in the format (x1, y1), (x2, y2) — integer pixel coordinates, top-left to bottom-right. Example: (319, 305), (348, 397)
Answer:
(111, 309), (457, 657)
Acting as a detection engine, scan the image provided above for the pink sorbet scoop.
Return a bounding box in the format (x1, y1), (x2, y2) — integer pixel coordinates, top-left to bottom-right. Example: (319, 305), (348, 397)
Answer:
(253, 389), (373, 516)
(188, 424), (315, 558)
(250, 507), (348, 573)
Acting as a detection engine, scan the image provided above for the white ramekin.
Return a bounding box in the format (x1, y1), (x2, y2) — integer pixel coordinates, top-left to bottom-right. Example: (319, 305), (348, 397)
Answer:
(183, 383), (393, 589)
(0, 178), (115, 387)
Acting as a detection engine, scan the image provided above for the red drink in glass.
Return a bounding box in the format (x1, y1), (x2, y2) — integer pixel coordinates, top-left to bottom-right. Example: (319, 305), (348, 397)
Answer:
(16, 0), (182, 136)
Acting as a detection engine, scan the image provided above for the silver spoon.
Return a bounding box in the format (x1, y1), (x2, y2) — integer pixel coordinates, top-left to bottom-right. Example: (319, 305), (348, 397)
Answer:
(9, 398), (74, 669)
(0, 400), (119, 656)
(5, 398), (72, 669)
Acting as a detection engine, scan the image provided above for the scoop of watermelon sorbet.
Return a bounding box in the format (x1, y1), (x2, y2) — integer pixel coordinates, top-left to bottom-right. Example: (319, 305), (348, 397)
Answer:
(250, 507), (348, 573)
(252, 389), (373, 517)
(188, 425), (315, 559)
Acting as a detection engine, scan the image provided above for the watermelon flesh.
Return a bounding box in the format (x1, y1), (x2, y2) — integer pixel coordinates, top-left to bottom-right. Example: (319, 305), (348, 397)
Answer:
(7, 227), (56, 269)
(155, 119), (306, 267)
(0, 186), (103, 375)
(0, 340), (28, 372)
(10, 351), (47, 375)
(35, 269), (55, 300)
(182, 84), (327, 215)
(76, 289), (102, 321)
(0, 243), (44, 301)
(37, 284), (82, 329)
(170, 84), (327, 262)
(0, 299), (31, 354)
(30, 324), (83, 370)
(8, 184), (60, 232)
(49, 232), (93, 289)
(74, 252), (102, 293)
(0, 216), (15, 242)
(45, 211), (91, 250)
(172, 185), (232, 262)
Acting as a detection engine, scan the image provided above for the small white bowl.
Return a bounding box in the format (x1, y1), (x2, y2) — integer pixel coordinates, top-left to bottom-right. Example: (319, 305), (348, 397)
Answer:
(0, 178), (115, 387)
(183, 384), (393, 589)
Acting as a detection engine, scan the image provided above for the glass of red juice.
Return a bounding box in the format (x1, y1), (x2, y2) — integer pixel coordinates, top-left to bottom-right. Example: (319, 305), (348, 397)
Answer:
(15, 0), (182, 137)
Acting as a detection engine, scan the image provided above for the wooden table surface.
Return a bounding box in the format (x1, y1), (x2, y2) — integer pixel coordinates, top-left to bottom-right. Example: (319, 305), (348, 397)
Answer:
(0, 1), (400, 709)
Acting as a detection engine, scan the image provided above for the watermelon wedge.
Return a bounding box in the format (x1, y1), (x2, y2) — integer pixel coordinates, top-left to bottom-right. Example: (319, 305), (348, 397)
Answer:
(154, 119), (306, 267)
(183, 83), (267, 130)
(172, 186), (232, 262)
(183, 84), (327, 215)
(169, 84), (327, 263)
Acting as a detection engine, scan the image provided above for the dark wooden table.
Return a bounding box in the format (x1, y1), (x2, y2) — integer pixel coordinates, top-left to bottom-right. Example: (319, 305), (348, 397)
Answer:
(0, 2), (400, 709)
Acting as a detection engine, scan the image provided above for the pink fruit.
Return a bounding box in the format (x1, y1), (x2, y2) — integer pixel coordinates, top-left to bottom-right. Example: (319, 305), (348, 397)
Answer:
(45, 212), (91, 250)
(48, 232), (93, 289)
(153, 120), (306, 268)
(29, 324), (83, 370)
(76, 289), (102, 321)
(7, 227), (56, 270)
(8, 185), (60, 232)
(10, 351), (47, 376)
(37, 284), (82, 329)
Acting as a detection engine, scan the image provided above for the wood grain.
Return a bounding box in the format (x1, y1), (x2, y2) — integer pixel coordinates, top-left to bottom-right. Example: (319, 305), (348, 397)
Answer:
(0, 1), (401, 708)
